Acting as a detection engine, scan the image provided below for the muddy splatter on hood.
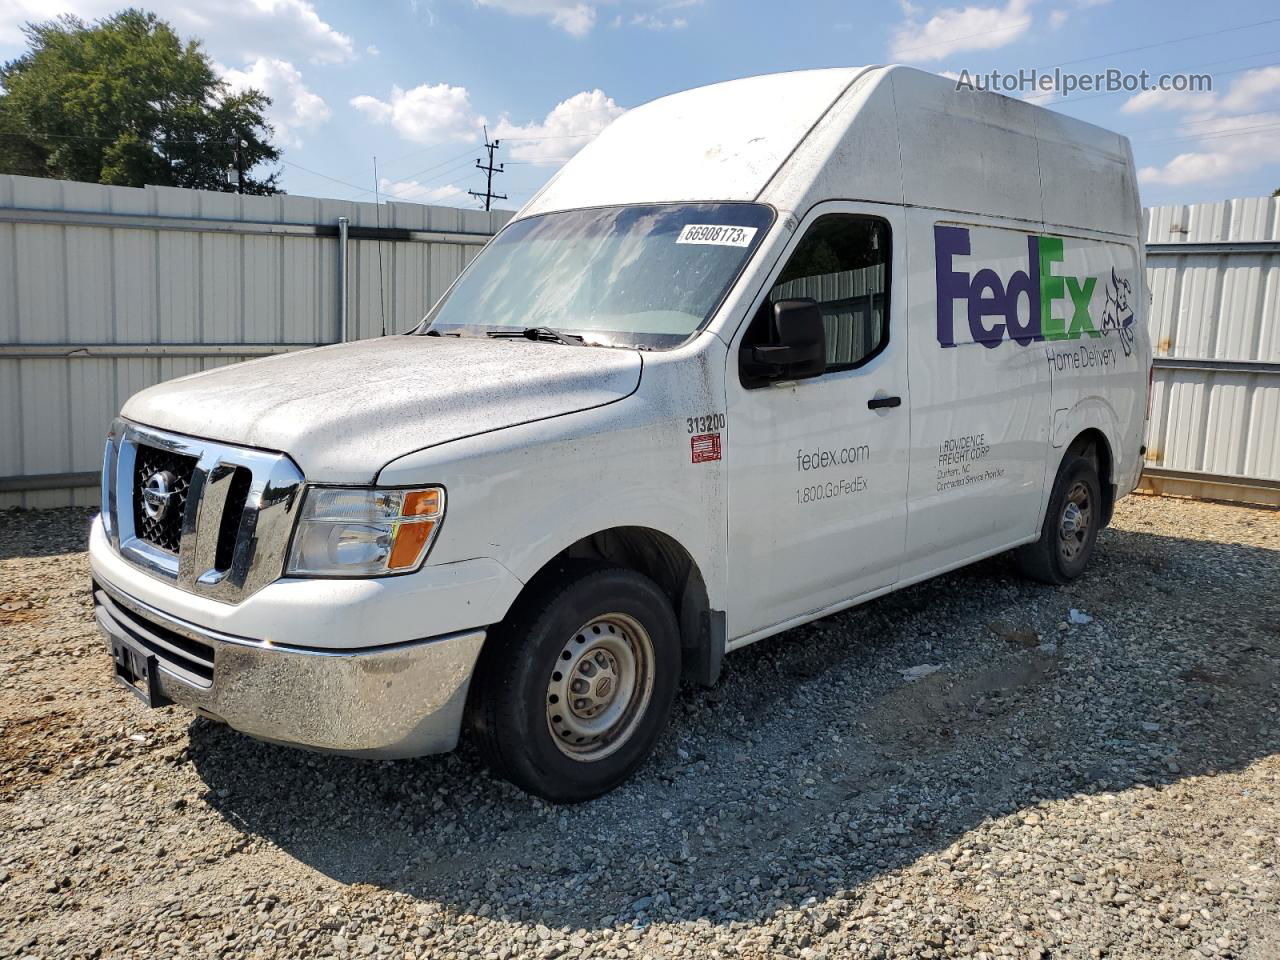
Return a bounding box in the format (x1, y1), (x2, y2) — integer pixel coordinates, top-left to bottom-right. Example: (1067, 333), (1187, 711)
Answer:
(121, 335), (641, 483)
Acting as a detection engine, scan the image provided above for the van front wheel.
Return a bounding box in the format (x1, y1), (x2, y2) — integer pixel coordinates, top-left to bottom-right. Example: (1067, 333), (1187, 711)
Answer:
(468, 563), (680, 803)
(1015, 455), (1101, 585)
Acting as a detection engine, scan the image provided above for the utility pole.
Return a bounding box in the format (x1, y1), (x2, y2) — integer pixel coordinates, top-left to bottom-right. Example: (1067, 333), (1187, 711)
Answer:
(468, 126), (507, 211)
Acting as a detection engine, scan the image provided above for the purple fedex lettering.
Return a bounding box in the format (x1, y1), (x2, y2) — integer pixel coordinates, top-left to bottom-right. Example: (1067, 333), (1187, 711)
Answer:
(934, 225), (1043, 347)
(934, 225), (970, 348)
(969, 269), (1006, 348)
(1005, 236), (1041, 345)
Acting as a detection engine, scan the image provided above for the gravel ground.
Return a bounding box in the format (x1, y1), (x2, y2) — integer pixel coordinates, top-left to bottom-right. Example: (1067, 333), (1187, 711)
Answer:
(1, 496), (1277, 960)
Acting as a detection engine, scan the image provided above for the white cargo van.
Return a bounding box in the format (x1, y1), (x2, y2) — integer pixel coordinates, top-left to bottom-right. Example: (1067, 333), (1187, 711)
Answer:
(91, 66), (1151, 801)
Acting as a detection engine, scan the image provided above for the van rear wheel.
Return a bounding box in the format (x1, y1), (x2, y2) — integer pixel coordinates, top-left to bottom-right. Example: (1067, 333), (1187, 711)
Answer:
(468, 562), (680, 803)
(1014, 455), (1101, 585)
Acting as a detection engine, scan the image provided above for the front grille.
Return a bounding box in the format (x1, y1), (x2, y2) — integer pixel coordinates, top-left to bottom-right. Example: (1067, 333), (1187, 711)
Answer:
(132, 445), (198, 553)
(104, 421), (305, 603)
(214, 467), (253, 572)
(93, 583), (215, 686)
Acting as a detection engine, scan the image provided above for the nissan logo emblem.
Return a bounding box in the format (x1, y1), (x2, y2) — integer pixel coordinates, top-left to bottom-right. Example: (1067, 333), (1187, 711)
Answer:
(141, 470), (178, 522)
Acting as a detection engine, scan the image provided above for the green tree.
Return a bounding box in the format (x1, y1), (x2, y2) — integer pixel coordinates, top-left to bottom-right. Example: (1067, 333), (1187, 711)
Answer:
(0, 9), (281, 193)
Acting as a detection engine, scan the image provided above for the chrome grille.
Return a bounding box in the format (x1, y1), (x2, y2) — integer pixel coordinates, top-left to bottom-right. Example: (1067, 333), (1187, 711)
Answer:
(132, 445), (198, 553)
(102, 420), (305, 604)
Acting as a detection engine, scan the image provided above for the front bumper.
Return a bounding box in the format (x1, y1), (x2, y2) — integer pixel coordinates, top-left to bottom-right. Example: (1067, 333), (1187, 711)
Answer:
(93, 577), (486, 757)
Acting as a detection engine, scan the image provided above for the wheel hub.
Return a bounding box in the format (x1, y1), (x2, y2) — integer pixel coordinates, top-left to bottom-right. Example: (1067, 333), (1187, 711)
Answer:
(568, 648), (621, 719)
(1058, 480), (1092, 563)
(1060, 501), (1084, 536)
(546, 614), (655, 761)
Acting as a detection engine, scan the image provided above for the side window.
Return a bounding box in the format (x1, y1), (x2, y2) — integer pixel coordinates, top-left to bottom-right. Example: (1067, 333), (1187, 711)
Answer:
(744, 214), (891, 373)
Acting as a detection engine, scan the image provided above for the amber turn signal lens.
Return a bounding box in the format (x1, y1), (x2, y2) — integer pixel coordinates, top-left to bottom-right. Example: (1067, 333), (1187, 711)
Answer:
(401, 488), (443, 518)
(388, 519), (437, 570)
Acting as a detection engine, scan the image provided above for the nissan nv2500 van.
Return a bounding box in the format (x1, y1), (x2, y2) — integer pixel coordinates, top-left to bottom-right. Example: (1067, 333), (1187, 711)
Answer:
(91, 65), (1151, 801)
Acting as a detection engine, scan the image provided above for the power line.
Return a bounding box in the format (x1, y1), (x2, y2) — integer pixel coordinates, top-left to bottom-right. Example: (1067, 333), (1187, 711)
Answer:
(371, 144), (483, 188)
(1135, 119), (1280, 146)
(1024, 58), (1280, 108)
(1044, 15), (1280, 70)
(280, 158), (438, 205)
(468, 125), (507, 212)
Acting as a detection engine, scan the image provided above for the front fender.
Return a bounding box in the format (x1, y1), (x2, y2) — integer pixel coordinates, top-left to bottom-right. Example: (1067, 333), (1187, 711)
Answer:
(377, 345), (729, 619)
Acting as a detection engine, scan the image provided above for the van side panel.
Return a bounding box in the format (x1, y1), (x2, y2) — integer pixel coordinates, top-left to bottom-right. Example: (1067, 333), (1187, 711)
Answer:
(901, 210), (1052, 577)
(891, 69), (1045, 227)
(1039, 233), (1149, 504)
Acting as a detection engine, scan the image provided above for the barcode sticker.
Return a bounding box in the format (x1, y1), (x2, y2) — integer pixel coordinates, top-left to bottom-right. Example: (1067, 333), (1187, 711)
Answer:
(676, 224), (758, 247)
(691, 433), (722, 463)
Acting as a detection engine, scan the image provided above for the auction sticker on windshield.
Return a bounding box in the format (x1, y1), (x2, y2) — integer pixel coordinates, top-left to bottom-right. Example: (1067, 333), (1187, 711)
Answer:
(676, 224), (758, 247)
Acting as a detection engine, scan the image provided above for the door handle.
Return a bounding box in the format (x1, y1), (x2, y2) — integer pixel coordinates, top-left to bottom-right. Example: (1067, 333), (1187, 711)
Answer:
(868, 395), (902, 410)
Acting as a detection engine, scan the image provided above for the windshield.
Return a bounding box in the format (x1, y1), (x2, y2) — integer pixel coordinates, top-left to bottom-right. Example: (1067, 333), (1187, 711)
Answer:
(419, 202), (774, 349)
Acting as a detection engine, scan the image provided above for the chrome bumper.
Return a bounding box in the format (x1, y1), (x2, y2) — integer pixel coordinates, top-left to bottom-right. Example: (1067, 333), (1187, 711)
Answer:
(92, 578), (486, 758)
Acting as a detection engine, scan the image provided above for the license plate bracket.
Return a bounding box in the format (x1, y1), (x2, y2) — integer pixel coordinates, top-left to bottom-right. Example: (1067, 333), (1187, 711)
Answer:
(109, 634), (169, 708)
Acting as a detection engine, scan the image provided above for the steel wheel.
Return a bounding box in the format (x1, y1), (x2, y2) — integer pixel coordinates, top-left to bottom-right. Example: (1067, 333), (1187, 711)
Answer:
(1058, 480), (1092, 564)
(546, 613), (655, 762)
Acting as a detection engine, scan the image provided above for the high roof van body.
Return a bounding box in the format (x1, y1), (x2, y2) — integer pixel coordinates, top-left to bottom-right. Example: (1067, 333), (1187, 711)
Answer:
(91, 66), (1151, 800)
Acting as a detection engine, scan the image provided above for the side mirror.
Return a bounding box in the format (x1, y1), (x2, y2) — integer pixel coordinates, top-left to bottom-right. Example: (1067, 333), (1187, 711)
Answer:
(743, 298), (827, 382)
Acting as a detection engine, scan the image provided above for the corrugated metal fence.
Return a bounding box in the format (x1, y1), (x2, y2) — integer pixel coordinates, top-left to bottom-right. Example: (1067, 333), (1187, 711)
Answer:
(1142, 196), (1280, 506)
(0, 175), (511, 508)
(2, 178), (1277, 509)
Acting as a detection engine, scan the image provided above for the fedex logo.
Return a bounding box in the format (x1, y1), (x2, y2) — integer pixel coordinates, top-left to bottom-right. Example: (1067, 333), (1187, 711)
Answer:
(934, 225), (1101, 349)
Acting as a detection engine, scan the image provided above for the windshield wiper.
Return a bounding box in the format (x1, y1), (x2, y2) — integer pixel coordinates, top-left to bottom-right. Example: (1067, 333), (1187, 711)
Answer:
(487, 326), (585, 346)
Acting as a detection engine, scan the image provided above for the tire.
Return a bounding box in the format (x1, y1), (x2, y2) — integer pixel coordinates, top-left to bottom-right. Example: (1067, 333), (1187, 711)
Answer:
(1014, 454), (1102, 585)
(468, 561), (681, 803)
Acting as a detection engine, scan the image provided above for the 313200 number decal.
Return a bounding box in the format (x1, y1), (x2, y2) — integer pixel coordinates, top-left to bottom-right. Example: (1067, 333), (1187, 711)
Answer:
(687, 413), (726, 434)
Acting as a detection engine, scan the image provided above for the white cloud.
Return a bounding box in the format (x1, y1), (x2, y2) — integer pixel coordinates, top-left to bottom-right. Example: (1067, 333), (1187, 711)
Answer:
(0, 0), (355, 65)
(366, 44), (381, 56)
(174, 0), (355, 64)
(473, 0), (597, 36)
(1128, 67), (1280, 187)
(351, 83), (486, 144)
(1220, 65), (1280, 113)
(379, 178), (469, 205)
(625, 12), (688, 28)
(493, 89), (625, 164)
(218, 57), (330, 147)
(472, 0), (699, 35)
(1049, 0), (1110, 30)
(1121, 87), (1216, 115)
(889, 0), (1032, 63)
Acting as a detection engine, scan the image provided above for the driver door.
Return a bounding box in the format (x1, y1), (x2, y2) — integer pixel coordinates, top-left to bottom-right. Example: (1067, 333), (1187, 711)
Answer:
(724, 202), (910, 641)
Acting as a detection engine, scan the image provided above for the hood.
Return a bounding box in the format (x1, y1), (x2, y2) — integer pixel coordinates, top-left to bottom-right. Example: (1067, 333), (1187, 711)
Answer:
(121, 335), (642, 483)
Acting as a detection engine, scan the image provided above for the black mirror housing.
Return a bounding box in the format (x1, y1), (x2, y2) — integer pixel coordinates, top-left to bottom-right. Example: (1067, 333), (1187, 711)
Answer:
(744, 298), (827, 382)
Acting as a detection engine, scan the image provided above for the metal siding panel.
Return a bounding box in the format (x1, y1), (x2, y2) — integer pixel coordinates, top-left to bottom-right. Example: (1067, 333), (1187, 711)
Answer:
(20, 359), (71, 474)
(15, 224), (67, 342)
(0, 175), (500, 501)
(113, 227), (157, 342)
(0, 223), (16, 341)
(158, 230), (200, 342)
(66, 225), (114, 343)
(1144, 198), (1280, 488)
(199, 232), (242, 343)
(1247, 381), (1280, 479)
(282, 234), (324, 343)
(242, 235), (283, 342)
(68, 358), (115, 470)
(0, 359), (22, 477)
(1202, 376), (1247, 476)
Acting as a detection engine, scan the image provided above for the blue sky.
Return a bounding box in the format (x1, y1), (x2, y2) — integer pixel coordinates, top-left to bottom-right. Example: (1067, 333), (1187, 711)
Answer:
(2, 0), (1278, 210)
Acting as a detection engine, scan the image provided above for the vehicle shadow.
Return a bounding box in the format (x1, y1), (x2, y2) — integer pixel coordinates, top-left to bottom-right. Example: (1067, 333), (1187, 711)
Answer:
(187, 523), (1280, 931)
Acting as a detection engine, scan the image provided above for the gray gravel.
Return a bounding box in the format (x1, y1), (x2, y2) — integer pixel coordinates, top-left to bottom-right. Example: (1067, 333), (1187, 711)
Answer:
(1, 496), (1277, 960)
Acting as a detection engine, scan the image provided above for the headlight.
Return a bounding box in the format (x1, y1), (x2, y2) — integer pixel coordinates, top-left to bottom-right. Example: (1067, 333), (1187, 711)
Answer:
(285, 486), (445, 577)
